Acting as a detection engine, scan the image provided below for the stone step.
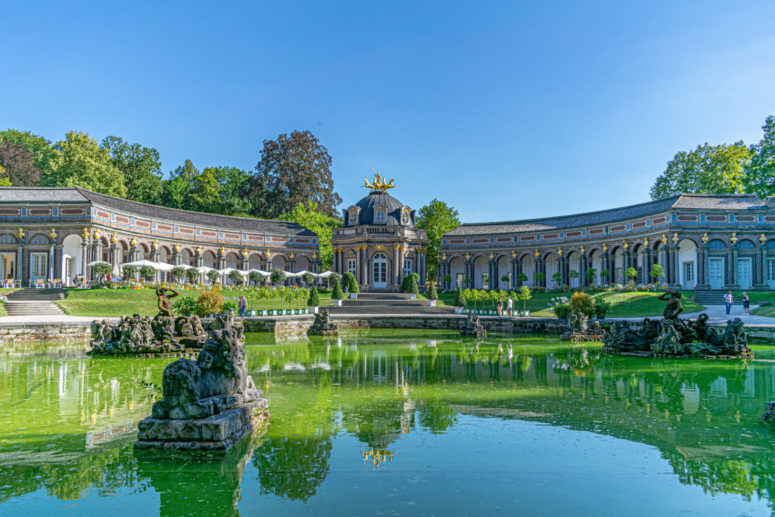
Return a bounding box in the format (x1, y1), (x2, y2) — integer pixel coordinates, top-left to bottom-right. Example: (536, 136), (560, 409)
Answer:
(6, 288), (65, 301)
(347, 292), (413, 300)
(4, 300), (65, 316)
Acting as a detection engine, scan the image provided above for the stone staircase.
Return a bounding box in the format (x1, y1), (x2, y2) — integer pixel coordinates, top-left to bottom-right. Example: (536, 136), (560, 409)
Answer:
(327, 292), (453, 315)
(691, 290), (729, 307)
(3, 288), (66, 316)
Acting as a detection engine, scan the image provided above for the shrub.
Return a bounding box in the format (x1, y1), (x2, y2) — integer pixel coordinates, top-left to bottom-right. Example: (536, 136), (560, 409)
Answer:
(207, 269), (220, 284)
(308, 286), (320, 306)
(173, 295), (198, 315)
(185, 267), (201, 285)
(140, 265), (156, 282)
(407, 274), (419, 294)
(585, 267), (596, 285)
(594, 297), (611, 319)
(551, 272), (563, 286)
(223, 300), (237, 313)
(343, 272), (359, 293)
(331, 279), (344, 300)
(122, 265), (138, 279)
(171, 266), (186, 283)
(426, 282), (438, 300)
(197, 289), (225, 316)
(453, 287), (466, 307)
(649, 264), (665, 284)
(625, 267), (638, 284)
(302, 272), (315, 286)
(443, 274), (452, 285)
(569, 291), (595, 317)
(228, 269), (243, 285)
(548, 296), (571, 319)
(400, 274), (411, 292)
(271, 269), (286, 285)
(535, 272), (545, 285)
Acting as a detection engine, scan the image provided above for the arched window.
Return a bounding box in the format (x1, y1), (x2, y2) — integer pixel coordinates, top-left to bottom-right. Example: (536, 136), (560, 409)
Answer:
(374, 208), (386, 224)
(766, 240), (775, 250)
(737, 240), (755, 250)
(708, 239), (726, 250)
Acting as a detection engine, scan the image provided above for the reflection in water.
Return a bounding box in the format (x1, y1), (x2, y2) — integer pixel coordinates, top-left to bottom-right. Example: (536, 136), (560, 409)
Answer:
(1, 331), (775, 514)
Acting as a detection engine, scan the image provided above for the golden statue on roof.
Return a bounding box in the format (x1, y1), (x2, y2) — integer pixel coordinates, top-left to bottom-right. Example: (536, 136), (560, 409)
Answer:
(363, 170), (395, 191)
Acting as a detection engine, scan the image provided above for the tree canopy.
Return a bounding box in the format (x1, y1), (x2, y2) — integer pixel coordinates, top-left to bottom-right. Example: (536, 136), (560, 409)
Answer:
(279, 201), (341, 270)
(649, 142), (751, 200)
(416, 199), (460, 278)
(43, 131), (127, 197)
(244, 130), (342, 219)
(743, 115), (775, 198)
(102, 136), (164, 204)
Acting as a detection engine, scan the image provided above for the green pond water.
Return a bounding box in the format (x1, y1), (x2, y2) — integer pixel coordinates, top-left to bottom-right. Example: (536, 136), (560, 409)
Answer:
(2, 331), (775, 516)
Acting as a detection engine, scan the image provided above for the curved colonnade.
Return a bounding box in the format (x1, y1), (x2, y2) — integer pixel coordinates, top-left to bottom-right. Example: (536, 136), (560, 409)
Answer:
(439, 194), (775, 291)
(0, 187), (319, 287)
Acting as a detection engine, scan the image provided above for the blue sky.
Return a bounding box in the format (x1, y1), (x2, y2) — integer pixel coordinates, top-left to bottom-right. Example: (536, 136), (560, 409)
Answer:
(2, 1), (774, 222)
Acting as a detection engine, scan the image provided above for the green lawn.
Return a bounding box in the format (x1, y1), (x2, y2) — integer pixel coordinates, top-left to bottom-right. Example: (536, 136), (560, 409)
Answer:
(56, 287), (332, 317)
(436, 290), (705, 318)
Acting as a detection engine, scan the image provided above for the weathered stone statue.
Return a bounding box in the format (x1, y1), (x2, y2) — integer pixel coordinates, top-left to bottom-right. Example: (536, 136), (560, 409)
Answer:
(460, 311), (487, 338)
(562, 313), (605, 342)
(135, 312), (268, 451)
(90, 289), (207, 355)
(603, 292), (751, 359)
(763, 402), (775, 424)
(308, 309), (338, 336)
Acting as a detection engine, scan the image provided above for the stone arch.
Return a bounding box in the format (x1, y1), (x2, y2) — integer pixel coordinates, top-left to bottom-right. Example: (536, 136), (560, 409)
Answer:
(295, 254), (312, 272)
(202, 250), (217, 268)
(270, 253), (288, 271)
(707, 239), (727, 250)
(224, 251), (240, 269)
(448, 255), (466, 289)
(588, 248), (603, 286)
(736, 239), (757, 251)
(610, 246), (625, 284)
(566, 250), (581, 288)
(139, 242), (151, 260)
(61, 233), (82, 286)
(472, 254), (490, 289)
(496, 253), (512, 289)
(543, 252), (560, 287)
(248, 253), (263, 270)
(677, 238), (698, 289)
(520, 253), (535, 287)
(180, 247), (195, 267)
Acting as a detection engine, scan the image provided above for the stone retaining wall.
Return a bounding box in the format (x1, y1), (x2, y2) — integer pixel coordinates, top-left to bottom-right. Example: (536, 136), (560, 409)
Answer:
(0, 323), (92, 355)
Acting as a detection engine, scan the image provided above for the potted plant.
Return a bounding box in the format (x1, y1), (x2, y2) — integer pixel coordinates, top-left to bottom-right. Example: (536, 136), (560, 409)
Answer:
(122, 265), (138, 282)
(517, 285), (532, 316)
(271, 268), (286, 287)
(551, 271), (563, 288)
(140, 265), (156, 284)
(517, 272), (528, 286)
(594, 297), (611, 319)
(535, 272), (545, 287)
(585, 267), (596, 287)
(625, 267), (638, 286)
(426, 282), (438, 306)
(171, 266), (186, 284)
(568, 270), (579, 289)
(501, 274), (510, 289)
(207, 269), (220, 286)
(342, 272), (358, 299)
(443, 274), (452, 288)
(407, 273), (419, 300)
(228, 269), (244, 287)
(249, 270), (266, 287)
(185, 267), (201, 286)
(599, 269), (609, 285)
(649, 264), (665, 286)
(331, 278), (344, 306)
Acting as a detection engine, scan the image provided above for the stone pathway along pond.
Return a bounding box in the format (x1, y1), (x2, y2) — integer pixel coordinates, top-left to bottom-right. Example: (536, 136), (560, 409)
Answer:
(2, 329), (775, 516)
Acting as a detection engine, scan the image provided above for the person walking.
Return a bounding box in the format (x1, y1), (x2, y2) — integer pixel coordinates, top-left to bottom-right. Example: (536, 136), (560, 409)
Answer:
(497, 297), (503, 317)
(724, 290), (734, 315)
(238, 295), (248, 317)
(507, 296), (514, 317)
(743, 292), (750, 315)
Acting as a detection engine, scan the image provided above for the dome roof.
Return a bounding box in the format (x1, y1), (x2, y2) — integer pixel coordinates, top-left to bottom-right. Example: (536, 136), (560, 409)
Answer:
(347, 190), (414, 227)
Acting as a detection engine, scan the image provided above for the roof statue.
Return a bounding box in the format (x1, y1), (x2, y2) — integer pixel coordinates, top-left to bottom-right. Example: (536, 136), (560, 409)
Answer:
(363, 170), (396, 192)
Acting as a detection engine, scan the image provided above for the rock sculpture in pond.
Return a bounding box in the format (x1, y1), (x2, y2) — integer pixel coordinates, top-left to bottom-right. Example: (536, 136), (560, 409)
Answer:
(308, 309), (338, 336)
(460, 311), (487, 338)
(135, 312), (268, 451)
(90, 288), (207, 355)
(561, 312), (605, 342)
(603, 290), (751, 358)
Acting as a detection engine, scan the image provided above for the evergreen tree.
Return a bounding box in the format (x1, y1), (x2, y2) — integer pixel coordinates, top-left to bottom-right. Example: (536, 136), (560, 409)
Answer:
(307, 286), (320, 306)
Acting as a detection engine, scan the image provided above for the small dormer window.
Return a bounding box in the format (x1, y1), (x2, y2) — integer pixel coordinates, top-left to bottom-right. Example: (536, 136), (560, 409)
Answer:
(375, 207), (387, 224)
(348, 207), (359, 226)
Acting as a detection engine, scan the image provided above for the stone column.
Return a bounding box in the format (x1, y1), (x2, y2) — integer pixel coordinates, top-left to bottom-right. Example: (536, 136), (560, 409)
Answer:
(488, 259), (496, 290)
(361, 246), (368, 288)
(16, 241), (25, 286)
(55, 244), (63, 283)
(48, 245), (55, 283)
(558, 256), (567, 286)
(601, 251), (610, 284)
(81, 241), (89, 279)
(512, 258), (520, 287)
(393, 245), (401, 287)
(580, 254), (588, 287)
(643, 249), (652, 282)
(465, 260), (473, 288)
(730, 245), (740, 289)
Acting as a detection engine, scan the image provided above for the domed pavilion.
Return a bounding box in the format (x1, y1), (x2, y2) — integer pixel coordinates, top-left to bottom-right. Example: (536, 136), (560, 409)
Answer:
(331, 173), (427, 291)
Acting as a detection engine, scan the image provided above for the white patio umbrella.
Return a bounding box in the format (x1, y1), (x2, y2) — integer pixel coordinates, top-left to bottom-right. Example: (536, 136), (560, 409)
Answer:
(248, 269), (270, 276)
(123, 259), (171, 271)
(220, 267), (249, 276)
(317, 271), (335, 278)
(87, 260), (111, 267)
(196, 265), (217, 274)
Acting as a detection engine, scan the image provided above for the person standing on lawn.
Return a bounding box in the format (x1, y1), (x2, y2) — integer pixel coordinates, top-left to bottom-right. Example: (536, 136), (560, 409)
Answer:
(724, 291), (734, 315)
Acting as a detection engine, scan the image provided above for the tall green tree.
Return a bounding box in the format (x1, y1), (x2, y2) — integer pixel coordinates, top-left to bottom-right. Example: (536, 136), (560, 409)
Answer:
(649, 142), (751, 200)
(244, 130), (342, 218)
(202, 166), (251, 216)
(0, 141), (41, 186)
(0, 129), (58, 178)
(416, 199), (461, 278)
(43, 131), (127, 197)
(280, 200), (342, 270)
(162, 159), (198, 209)
(101, 136), (164, 204)
(744, 115), (775, 198)
(0, 164), (11, 186)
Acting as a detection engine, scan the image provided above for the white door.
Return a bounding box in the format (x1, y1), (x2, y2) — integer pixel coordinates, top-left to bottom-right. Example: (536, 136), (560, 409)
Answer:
(737, 258), (752, 289)
(709, 258), (724, 290)
(682, 262), (694, 290)
(372, 253), (387, 289)
(31, 252), (47, 284)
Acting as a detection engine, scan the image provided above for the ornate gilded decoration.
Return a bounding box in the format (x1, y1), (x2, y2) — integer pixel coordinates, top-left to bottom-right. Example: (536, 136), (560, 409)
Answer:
(266, 250), (272, 259)
(49, 228), (57, 240)
(195, 246), (202, 255)
(672, 233), (679, 244)
(643, 237), (649, 247)
(220, 247), (226, 256)
(557, 247), (563, 256)
(130, 237), (138, 247)
(603, 243), (608, 252)
(152, 240), (159, 250)
(111, 232), (118, 244)
(580, 245), (585, 255)
(289, 252), (294, 259)
(534, 249), (540, 258)
(17, 228), (24, 240)
(511, 250), (517, 258)
(241, 247), (248, 258)
(661, 234), (668, 244)
(375, 244), (385, 252)
(93, 228), (100, 239)
(623, 240), (629, 250)
(702, 233), (709, 244)
(730, 232), (738, 245)
(761, 234), (767, 244)
(488, 252), (494, 259)
(174, 243), (180, 252)
(362, 170), (395, 191)
(312, 251), (317, 259)
(465, 252), (470, 261)
(82, 227), (90, 240)
(442, 253), (447, 260)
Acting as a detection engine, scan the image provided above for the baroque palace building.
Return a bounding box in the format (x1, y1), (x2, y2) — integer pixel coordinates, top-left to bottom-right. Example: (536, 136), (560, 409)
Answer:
(331, 174), (427, 291)
(0, 187), (319, 286)
(438, 194), (775, 292)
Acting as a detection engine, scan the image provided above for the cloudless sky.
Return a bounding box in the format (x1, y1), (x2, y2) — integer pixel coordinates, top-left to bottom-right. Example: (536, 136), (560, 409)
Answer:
(2, 1), (774, 222)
